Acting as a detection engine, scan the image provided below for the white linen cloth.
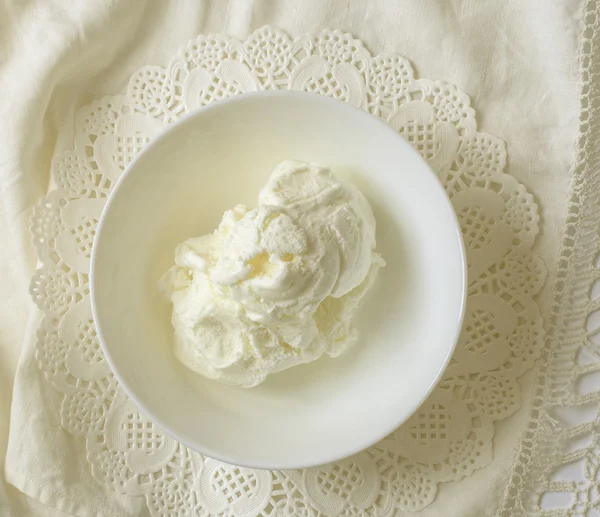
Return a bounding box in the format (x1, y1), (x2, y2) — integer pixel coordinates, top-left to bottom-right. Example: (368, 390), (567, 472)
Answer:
(0, 0), (582, 515)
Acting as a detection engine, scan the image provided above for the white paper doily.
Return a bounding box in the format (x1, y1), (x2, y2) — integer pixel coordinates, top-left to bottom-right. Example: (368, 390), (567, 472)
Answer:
(30, 27), (546, 515)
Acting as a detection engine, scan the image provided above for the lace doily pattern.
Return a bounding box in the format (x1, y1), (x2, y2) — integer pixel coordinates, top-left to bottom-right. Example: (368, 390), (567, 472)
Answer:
(30, 27), (546, 515)
(500, 2), (600, 515)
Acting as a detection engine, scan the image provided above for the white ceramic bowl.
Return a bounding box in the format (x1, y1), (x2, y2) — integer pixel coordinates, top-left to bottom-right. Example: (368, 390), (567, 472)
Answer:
(91, 91), (466, 470)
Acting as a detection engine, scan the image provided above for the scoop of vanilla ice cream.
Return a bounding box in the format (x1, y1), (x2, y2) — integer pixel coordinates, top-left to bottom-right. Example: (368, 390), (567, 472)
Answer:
(160, 160), (384, 387)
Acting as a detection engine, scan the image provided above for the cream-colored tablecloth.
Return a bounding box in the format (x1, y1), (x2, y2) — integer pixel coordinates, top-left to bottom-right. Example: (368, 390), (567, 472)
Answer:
(0, 1), (582, 515)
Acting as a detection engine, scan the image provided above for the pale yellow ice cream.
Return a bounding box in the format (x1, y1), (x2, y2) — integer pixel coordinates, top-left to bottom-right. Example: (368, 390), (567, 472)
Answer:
(160, 160), (384, 387)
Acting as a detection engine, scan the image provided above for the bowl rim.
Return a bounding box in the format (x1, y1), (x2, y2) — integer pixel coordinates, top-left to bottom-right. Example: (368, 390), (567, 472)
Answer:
(90, 90), (467, 470)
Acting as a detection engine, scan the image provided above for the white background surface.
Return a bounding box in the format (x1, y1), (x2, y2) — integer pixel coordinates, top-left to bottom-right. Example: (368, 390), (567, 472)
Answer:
(0, 1), (583, 515)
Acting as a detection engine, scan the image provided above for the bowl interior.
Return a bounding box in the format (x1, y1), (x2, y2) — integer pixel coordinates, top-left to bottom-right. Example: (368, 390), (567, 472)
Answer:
(91, 92), (465, 469)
